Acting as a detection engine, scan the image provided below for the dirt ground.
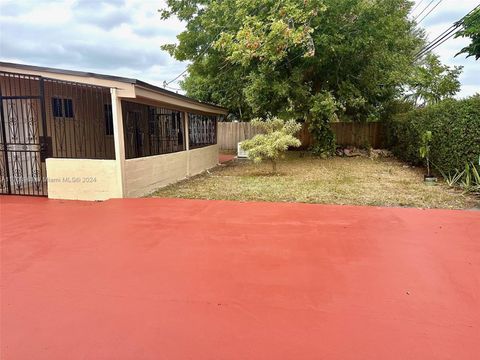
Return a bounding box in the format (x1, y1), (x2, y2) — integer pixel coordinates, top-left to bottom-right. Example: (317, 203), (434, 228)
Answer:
(154, 153), (479, 209)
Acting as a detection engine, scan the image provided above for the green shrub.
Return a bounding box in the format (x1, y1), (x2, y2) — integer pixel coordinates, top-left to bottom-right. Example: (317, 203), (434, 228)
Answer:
(308, 92), (337, 156)
(387, 95), (480, 174)
(241, 117), (302, 172)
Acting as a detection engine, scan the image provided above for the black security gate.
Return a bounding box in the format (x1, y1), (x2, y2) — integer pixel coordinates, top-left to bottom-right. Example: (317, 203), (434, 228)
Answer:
(0, 73), (49, 196)
(1, 70), (115, 196)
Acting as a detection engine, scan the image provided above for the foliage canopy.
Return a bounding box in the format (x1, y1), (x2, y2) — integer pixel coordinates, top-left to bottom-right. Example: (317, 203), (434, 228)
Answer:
(161, 0), (424, 123)
(455, 8), (480, 60)
(405, 54), (462, 106)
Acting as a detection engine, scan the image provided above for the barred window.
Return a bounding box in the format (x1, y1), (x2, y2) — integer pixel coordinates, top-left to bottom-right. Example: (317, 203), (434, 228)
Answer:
(52, 98), (74, 118)
(188, 113), (217, 148)
(122, 101), (185, 159)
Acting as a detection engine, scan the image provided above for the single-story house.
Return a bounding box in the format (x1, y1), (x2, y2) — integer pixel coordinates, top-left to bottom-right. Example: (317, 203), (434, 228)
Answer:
(0, 62), (227, 200)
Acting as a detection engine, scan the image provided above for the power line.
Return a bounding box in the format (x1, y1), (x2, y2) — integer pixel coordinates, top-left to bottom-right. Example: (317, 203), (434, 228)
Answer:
(163, 26), (227, 87)
(415, 5), (480, 59)
(416, 0), (444, 24)
(411, 0), (427, 13)
(415, 27), (458, 59)
(413, 0), (437, 20)
(417, 5), (480, 58)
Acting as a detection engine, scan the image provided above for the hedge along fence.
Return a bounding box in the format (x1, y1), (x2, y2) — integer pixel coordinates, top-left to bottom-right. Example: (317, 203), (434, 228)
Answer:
(218, 121), (386, 150)
(387, 96), (480, 174)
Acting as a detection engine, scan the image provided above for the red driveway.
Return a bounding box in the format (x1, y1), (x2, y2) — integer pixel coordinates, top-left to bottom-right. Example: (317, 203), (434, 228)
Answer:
(1, 196), (479, 359)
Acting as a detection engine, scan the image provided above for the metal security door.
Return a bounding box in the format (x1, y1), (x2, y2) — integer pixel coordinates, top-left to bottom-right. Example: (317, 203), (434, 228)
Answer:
(0, 73), (49, 196)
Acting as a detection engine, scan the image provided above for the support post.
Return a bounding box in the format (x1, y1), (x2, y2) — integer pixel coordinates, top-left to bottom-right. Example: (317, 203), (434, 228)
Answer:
(184, 111), (190, 176)
(111, 88), (126, 197)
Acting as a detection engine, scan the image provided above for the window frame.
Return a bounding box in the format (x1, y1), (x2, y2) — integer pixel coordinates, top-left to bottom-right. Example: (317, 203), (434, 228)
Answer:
(52, 97), (74, 119)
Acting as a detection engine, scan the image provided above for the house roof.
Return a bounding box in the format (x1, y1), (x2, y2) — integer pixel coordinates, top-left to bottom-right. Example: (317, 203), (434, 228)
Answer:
(0, 61), (227, 113)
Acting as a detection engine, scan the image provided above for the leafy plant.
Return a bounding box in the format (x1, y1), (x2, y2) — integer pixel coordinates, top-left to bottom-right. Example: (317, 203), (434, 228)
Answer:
(435, 161), (480, 194)
(461, 162), (480, 193)
(308, 91), (337, 156)
(240, 117), (301, 173)
(435, 166), (465, 187)
(419, 130), (432, 176)
(471, 163), (480, 193)
(454, 8), (480, 60)
(388, 95), (480, 175)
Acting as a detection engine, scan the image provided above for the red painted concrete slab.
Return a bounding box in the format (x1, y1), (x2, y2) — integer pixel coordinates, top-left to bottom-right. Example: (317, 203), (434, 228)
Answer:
(1, 196), (479, 359)
(219, 153), (236, 163)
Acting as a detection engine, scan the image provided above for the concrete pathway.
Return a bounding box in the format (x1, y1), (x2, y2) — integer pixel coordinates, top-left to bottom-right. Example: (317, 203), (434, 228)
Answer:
(219, 153), (236, 163)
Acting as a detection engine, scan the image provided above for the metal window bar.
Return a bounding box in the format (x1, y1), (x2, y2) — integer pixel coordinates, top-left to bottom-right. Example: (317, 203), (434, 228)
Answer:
(122, 100), (185, 160)
(188, 113), (217, 149)
(43, 77), (114, 160)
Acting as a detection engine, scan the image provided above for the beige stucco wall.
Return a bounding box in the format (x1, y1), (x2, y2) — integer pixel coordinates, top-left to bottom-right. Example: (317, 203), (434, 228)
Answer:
(124, 151), (188, 198)
(124, 144), (218, 198)
(188, 144), (219, 176)
(46, 158), (121, 201)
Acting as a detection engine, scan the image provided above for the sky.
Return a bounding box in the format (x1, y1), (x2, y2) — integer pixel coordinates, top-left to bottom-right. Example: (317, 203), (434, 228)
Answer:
(0, 0), (478, 97)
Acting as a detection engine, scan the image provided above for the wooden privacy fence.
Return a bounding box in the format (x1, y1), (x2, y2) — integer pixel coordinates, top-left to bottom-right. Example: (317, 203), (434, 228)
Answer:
(218, 121), (385, 150)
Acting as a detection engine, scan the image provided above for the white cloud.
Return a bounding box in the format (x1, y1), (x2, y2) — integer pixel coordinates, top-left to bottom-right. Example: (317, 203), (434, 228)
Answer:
(0, 0), (187, 90)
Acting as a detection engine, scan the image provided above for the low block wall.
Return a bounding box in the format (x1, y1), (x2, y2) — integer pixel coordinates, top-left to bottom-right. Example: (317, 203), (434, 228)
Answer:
(124, 151), (188, 198)
(46, 145), (219, 200)
(189, 144), (219, 176)
(46, 158), (121, 201)
(124, 144), (218, 197)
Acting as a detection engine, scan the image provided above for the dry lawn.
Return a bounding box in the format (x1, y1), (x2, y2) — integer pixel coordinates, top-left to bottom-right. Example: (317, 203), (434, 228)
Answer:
(152, 152), (479, 209)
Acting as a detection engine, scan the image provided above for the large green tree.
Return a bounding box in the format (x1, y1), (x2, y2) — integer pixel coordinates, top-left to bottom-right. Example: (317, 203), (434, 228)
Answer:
(161, 0), (423, 151)
(406, 54), (462, 106)
(455, 7), (480, 60)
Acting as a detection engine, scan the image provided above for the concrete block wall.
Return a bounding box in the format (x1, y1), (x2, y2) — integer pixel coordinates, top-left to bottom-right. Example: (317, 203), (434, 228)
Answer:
(189, 145), (219, 176)
(124, 151), (188, 198)
(45, 145), (219, 200)
(124, 144), (218, 198)
(46, 159), (121, 201)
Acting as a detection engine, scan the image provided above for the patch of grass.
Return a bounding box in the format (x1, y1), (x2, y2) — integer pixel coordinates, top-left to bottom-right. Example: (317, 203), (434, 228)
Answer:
(152, 152), (479, 209)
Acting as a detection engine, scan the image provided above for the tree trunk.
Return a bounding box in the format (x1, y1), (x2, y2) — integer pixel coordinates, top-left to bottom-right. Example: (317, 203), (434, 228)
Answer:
(271, 159), (277, 173)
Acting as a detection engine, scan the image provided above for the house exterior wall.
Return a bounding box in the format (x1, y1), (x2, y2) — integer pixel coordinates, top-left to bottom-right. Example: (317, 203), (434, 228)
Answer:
(1, 64), (226, 200)
(46, 158), (121, 201)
